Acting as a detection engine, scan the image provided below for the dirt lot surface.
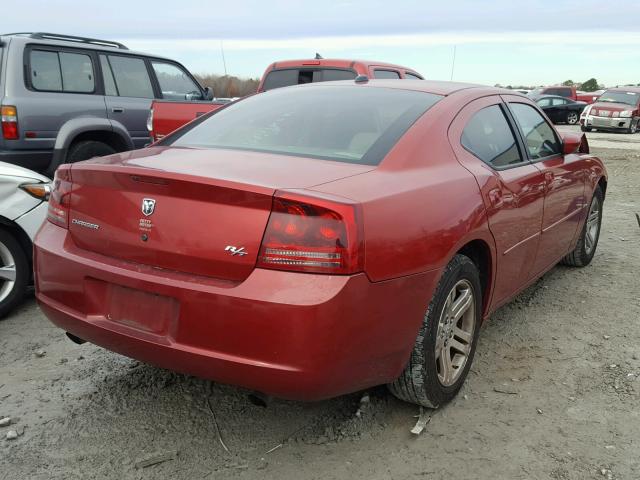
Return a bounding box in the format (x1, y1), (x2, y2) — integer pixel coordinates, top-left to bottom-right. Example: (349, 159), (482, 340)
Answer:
(1, 126), (639, 480)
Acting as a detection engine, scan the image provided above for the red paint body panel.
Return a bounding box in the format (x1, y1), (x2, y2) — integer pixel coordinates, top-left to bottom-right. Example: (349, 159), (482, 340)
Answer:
(150, 101), (226, 142)
(34, 81), (607, 401)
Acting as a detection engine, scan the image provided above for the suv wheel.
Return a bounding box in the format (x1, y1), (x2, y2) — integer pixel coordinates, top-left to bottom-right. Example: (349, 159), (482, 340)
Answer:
(388, 254), (482, 408)
(67, 140), (116, 164)
(0, 229), (29, 319)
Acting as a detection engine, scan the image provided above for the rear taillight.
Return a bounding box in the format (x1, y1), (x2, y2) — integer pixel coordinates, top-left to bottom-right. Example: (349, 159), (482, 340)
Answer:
(257, 193), (363, 275)
(47, 167), (73, 229)
(1, 106), (19, 140)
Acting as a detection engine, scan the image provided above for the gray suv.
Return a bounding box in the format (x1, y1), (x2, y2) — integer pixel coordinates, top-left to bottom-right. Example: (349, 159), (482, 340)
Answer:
(0, 32), (212, 176)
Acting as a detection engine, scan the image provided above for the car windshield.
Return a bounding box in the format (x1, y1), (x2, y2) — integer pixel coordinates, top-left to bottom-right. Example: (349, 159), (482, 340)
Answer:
(169, 85), (442, 165)
(598, 91), (640, 106)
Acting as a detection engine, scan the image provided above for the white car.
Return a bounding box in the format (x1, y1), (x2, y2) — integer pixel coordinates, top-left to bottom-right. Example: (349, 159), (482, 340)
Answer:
(0, 162), (50, 317)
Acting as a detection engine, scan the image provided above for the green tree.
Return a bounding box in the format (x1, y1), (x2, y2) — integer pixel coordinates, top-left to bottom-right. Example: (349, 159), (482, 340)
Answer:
(562, 79), (574, 86)
(581, 78), (599, 92)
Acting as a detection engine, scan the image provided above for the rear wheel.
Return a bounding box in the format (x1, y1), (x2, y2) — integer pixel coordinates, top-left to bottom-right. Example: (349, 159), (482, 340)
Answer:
(0, 229), (29, 319)
(566, 111), (579, 125)
(627, 119), (638, 134)
(562, 185), (603, 267)
(66, 140), (116, 164)
(388, 255), (482, 408)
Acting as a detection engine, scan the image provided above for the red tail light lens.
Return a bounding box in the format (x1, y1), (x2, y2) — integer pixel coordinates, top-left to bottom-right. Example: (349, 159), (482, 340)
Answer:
(257, 194), (363, 274)
(1, 106), (19, 140)
(47, 167), (73, 229)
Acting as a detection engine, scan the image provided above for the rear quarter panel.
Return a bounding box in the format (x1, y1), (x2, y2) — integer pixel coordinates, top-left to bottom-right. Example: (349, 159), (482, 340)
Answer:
(310, 95), (495, 283)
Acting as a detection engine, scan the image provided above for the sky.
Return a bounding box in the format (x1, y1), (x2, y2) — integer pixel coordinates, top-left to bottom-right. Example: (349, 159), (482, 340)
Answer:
(4, 0), (640, 87)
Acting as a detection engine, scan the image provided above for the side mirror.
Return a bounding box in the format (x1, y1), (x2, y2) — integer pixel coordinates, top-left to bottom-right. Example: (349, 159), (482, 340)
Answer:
(203, 87), (214, 101)
(562, 132), (589, 154)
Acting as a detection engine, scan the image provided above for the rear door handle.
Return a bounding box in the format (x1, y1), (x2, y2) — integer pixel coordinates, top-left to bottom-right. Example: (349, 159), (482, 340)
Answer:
(111, 107), (125, 113)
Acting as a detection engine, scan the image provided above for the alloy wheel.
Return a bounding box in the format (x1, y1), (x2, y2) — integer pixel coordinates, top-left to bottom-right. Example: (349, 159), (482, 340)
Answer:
(435, 279), (476, 387)
(0, 240), (17, 304)
(567, 112), (578, 125)
(585, 195), (601, 255)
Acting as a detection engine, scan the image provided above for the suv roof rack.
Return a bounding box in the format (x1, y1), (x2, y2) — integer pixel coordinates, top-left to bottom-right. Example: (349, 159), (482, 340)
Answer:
(3, 32), (128, 50)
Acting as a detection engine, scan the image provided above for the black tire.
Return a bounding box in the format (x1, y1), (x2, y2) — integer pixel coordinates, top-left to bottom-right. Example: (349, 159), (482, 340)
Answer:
(562, 185), (603, 267)
(627, 119), (638, 134)
(0, 229), (29, 319)
(388, 254), (482, 408)
(566, 111), (579, 125)
(581, 126), (592, 132)
(66, 140), (116, 164)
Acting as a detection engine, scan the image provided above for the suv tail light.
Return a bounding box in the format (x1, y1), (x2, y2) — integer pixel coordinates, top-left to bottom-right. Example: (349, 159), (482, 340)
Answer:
(1, 106), (19, 140)
(257, 193), (364, 275)
(146, 107), (154, 140)
(47, 167), (73, 229)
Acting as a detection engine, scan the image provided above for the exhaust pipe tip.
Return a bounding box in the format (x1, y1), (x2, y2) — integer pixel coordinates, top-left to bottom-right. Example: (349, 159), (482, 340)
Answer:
(65, 332), (86, 345)
(247, 392), (270, 408)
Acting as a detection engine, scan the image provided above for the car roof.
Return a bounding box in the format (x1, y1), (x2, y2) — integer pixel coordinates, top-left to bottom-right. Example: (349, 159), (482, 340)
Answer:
(289, 78), (505, 97)
(267, 58), (420, 73)
(603, 86), (640, 94)
(0, 32), (173, 62)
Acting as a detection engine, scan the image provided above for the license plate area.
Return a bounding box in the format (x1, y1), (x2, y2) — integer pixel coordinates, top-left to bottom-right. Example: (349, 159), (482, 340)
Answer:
(84, 278), (179, 334)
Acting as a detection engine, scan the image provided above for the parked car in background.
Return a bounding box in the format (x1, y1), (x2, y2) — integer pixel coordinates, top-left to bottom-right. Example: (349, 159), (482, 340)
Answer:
(148, 57), (423, 142)
(0, 32), (212, 176)
(0, 162), (49, 317)
(576, 90), (603, 104)
(35, 80), (606, 409)
(580, 87), (640, 133)
(533, 95), (587, 125)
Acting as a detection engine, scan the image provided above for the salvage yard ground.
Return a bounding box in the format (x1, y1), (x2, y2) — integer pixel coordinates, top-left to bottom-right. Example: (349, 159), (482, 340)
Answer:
(1, 126), (639, 480)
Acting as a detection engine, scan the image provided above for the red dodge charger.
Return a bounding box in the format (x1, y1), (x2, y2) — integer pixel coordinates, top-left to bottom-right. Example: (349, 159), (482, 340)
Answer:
(34, 80), (607, 408)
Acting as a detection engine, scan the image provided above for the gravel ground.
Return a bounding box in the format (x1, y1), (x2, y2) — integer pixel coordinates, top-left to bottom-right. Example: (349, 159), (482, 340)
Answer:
(1, 126), (639, 479)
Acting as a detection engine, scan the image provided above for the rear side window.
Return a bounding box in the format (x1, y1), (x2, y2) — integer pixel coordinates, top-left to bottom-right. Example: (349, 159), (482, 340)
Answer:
(551, 98), (566, 106)
(151, 61), (202, 100)
(170, 86), (441, 165)
(461, 105), (523, 168)
(30, 49), (95, 93)
(509, 103), (561, 159)
(536, 98), (551, 107)
(106, 55), (154, 98)
(405, 72), (423, 80)
(100, 55), (118, 96)
(262, 68), (356, 91)
(374, 69), (401, 79)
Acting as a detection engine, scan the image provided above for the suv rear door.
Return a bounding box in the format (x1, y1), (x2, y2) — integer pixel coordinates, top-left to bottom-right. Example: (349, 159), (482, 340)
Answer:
(21, 46), (108, 152)
(100, 54), (155, 148)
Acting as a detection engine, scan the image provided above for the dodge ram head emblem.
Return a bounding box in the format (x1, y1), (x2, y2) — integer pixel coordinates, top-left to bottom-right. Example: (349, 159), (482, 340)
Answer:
(225, 246), (248, 256)
(141, 198), (156, 216)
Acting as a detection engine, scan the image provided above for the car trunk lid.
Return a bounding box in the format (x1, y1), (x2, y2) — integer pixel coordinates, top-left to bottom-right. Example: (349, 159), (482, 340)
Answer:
(67, 146), (373, 281)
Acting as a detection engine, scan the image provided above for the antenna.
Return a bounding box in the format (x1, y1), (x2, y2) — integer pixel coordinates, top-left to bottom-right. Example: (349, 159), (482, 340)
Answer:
(450, 45), (457, 81)
(220, 40), (228, 77)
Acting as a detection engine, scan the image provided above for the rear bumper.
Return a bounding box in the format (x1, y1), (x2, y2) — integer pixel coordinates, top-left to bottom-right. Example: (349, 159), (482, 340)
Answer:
(581, 114), (633, 131)
(34, 222), (440, 401)
(0, 149), (52, 172)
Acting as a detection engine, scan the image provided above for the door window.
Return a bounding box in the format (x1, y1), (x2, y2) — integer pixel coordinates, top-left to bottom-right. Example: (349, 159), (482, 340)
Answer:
(374, 69), (401, 79)
(551, 98), (566, 106)
(461, 105), (523, 168)
(30, 49), (95, 93)
(536, 98), (551, 107)
(151, 62), (202, 100)
(405, 72), (423, 80)
(106, 55), (154, 98)
(509, 103), (561, 159)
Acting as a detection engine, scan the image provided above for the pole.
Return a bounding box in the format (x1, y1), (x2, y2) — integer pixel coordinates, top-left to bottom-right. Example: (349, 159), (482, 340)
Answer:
(220, 40), (228, 77)
(450, 45), (457, 81)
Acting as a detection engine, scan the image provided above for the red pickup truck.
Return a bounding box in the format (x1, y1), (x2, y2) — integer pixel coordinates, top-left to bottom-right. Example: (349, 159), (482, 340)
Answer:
(148, 58), (423, 142)
(528, 85), (601, 104)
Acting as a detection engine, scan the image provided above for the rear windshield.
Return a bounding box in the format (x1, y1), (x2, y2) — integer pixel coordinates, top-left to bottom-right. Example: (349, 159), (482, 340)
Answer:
(598, 90), (640, 106)
(262, 68), (357, 91)
(169, 85), (441, 165)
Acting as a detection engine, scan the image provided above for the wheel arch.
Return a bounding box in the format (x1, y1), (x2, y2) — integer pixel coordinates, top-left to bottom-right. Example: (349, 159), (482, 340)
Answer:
(0, 215), (33, 278)
(455, 238), (494, 319)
